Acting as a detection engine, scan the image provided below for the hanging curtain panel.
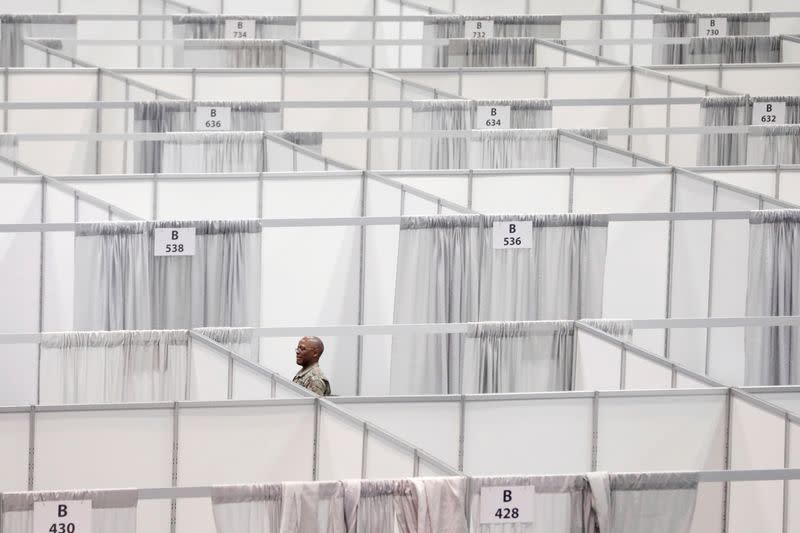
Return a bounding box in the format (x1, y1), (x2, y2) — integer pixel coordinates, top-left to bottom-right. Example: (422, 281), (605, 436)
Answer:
(277, 131), (324, 154)
(172, 15), (297, 40)
(696, 96), (748, 166)
(580, 318), (634, 342)
(652, 13), (770, 64)
(178, 39), (318, 68)
(422, 17), (561, 66)
(0, 14), (77, 67)
(392, 214), (608, 394)
(746, 125), (800, 164)
(39, 330), (189, 404)
(472, 129), (558, 168)
(468, 475), (589, 532)
(343, 480), (417, 532)
(462, 321), (574, 394)
(212, 484), (283, 533)
(479, 214), (608, 320)
(74, 220), (262, 331)
(133, 101), (280, 173)
(280, 482), (346, 532)
(142, 132), (265, 173)
(745, 210), (800, 385)
(196, 327), (259, 362)
(474, 99), (553, 129)
(447, 38), (537, 67)
(687, 36), (780, 64)
(1, 489), (138, 533)
(411, 100), (471, 170)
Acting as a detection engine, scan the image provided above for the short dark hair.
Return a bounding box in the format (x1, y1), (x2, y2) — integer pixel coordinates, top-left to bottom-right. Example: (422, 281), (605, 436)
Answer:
(307, 336), (324, 356)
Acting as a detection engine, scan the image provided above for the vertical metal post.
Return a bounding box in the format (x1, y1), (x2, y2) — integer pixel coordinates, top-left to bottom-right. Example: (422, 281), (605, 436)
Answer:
(37, 179), (46, 405)
(227, 355), (234, 400)
(27, 406), (36, 490)
(467, 170), (474, 210)
(543, 67), (549, 98)
(704, 183), (719, 376)
(568, 168), (575, 212)
(413, 449), (420, 476)
(74, 191), (79, 222)
(619, 345), (627, 389)
(628, 0), (635, 65)
(95, 70), (103, 174)
(190, 69), (197, 101)
(664, 169), (677, 359)
(123, 81), (130, 173)
(590, 391), (599, 470)
(161, 0), (167, 68)
(775, 164), (782, 200)
(312, 399), (320, 480)
(665, 77), (672, 163)
(626, 66), (634, 151)
(370, 0), (378, 68)
(598, 0), (605, 58)
(398, 80), (405, 168)
(3, 68), (9, 133)
(457, 68), (463, 96)
(397, 3), (403, 68)
(783, 413), (790, 533)
(360, 423), (369, 477)
(400, 186), (406, 215)
(170, 402), (179, 533)
(137, 0), (143, 68)
(356, 173), (367, 395)
(458, 395), (466, 470)
(591, 143), (598, 168)
(722, 389), (733, 533)
(270, 374), (277, 398)
(366, 71), (374, 170)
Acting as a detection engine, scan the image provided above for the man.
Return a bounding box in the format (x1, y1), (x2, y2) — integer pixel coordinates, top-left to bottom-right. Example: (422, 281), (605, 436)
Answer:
(292, 336), (331, 396)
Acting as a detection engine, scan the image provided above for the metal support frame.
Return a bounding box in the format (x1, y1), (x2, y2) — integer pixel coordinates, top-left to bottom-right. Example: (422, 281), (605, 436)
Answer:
(704, 183), (719, 376)
(663, 168), (677, 359)
(169, 402), (179, 533)
(590, 391), (599, 471)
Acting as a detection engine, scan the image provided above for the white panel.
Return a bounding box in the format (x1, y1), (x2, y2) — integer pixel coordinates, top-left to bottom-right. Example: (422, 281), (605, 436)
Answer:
(471, 174), (570, 214)
(0, 233), (40, 333)
(574, 329), (622, 390)
(157, 180), (259, 219)
(549, 71), (628, 99)
(341, 400), (460, 468)
(262, 178), (361, 217)
(624, 352), (672, 390)
(0, 344), (37, 405)
(317, 407), (364, 480)
(72, 181), (154, 220)
(190, 342), (229, 400)
(178, 404), (314, 484)
(779, 169), (800, 205)
(752, 391), (800, 415)
(392, 176), (468, 208)
(675, 373), (713, 389)
(596, 393), (726, 471)
(231, 363), (269, 400)
(728, 397), (785, 533)
(460, 72), (545, 99)
(0, 413), (30, 491)
(402, 193), (439, 215)
(557, 135), (594, 167)
(43, 185), (75, 331)
(722, 67), (800, 97)
(194, 73), (282, 101)
(123, 73), (192, 99)
(630, 73), (668, 162)
(464, 398), (593, 475)
(34, 409), (174, 489)
(285, 73), (368, 101)
(364, 433), (414, 478)
(573, 174), (670, 213)
(704, 171), (776, 198)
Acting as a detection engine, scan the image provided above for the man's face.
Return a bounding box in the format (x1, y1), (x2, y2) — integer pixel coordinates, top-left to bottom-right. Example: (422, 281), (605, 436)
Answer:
(295, 338), (318, 367)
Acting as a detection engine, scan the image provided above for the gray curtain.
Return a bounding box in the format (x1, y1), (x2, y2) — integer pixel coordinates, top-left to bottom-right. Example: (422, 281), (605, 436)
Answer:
(74, 220), (262, 330)
(172, 15), (297, 39)
(422, 16), (561, 67)
(177, 39), (319, 68)
(410, 100), (471, 170)
(343, 480), (417, 532)
(212, 484), (283, 533)
(580, 318), (634, 342)
(391, 214), (608, 394)
(475, 99), (553, 129)
(0, 14), (77, 67)
(1, 489), (138, 533)
(697, 96), (748, 166)
(687, 36), (780, 64)
(196, 327), (259, 363)
(745, 210), (800, 385)
(277, 131), (324, 154)
(39, 330), (190, 404)
(135, 132), (265, 173)
(133, 101), (280, 173)
(472, 130), (558, 168)
(447, 38), (537, 67)
(652, 13), (770, 64)
(746, 125), (800, 164)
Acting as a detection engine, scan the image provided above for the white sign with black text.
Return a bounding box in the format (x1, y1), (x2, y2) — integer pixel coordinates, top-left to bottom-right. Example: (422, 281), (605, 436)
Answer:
(752, 102), (786, 125)
(480, 486), (535, 524)
(154, 227), (196, 257)
(465, 19), (494, 39)
(698, 17), (727, 37)
(224, 19), (256, 39)
(195, 106), (231, 131)
(493, 220), (532, 249)
(33, 500), (92, 533)
(476, 105), (510, 129)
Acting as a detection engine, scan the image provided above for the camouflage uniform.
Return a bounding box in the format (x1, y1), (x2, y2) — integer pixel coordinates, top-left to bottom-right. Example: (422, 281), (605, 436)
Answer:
(293, 363), (331, 396)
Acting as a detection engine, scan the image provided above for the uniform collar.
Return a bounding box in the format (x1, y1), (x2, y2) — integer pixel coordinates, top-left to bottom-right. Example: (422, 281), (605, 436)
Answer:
(295, 363), (319, 378)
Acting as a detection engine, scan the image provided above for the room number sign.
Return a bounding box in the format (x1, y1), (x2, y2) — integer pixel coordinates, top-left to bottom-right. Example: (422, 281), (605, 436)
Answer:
(154, 228), (196, 256)
(493, 221), (532, 249)
(480, 486), (535, 524)
(752, 102), (786, 125)
(477, 105), (510, 129)
(33, 501), (92, 533)
(224, 19), (256, 39)
(465, 19), (494, 39)
(195, 106), (231, 131)
(698, 17), (727, 37)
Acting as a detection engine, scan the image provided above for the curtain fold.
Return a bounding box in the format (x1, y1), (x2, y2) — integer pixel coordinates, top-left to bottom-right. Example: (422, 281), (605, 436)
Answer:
(178, 39), (319, 68)
(145, 132), (265, 173)
(212, 484), (283, 533)
(746, 125), (800, 164)
(1, 489), (138, 533)
(0, 14), (77, 67)
(280, 482), (346, 533)
(606, 472), (698, 533)
(579, 318), (633, 342)
(472, 130), (558, 169)
(411, 100), (471, 170)
(342, 479), (417, 533)
(172, 15), (297, 39)
(392, 214), (608, 394)
(697, 96), (748, 166)
(277, 131), (324, 154)
(39, 330), (189, 404)
(447, 38), (537, 67)
(462, 321), (574, 393)
(745, 210), (800, 385)
(195, 327), (259, 362)
(74, 220), (262, 330)
(687, 35), (780, 64)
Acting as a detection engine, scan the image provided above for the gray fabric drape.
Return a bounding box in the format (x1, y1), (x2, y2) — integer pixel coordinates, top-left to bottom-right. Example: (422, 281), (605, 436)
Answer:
(391, 214), (608, 394)
(579, 318), (634, 342)
(195, 327), (259, 362)
(447, 38), (537, 67)
(652, 13), (770, 64)
(606, 472), (699, 533)
(74, 220), (262, 330)
(697, 96), (748, 166)
(135, 132), (265, 174)
(277, 131), (324, 153)
(745, 210), (800, 385)
(2, 489), (138, 533)
(463, 321), (575, 393)
(212, 484), (283, 533)
(172, 15), (297, 39)
(177, 39), (319, 68)
(0, 14), (77, 67)
(410, 100), (471, 170)
(133, 101), (280, 173)
(473, 129), (558, 168)
(746, 125), (800, 164)
(422, 16), (561, 66)
(343, 480), (416, 533)
(687, 35), (780, 64)
(39, 330), (189, 404)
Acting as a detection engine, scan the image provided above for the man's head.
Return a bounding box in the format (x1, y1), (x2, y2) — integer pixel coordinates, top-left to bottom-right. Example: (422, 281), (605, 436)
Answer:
(295, 336), (324, 368)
